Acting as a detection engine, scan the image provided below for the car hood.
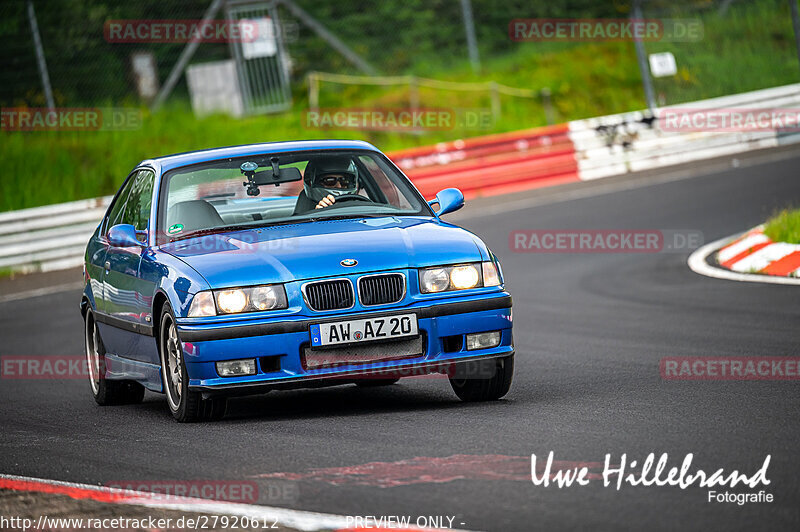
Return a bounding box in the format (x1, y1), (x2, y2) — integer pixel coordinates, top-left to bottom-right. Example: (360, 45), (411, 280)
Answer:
(161, 216), (487, 289)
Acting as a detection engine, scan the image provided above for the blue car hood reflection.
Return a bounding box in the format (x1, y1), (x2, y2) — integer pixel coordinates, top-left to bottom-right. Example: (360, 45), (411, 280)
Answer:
(161, 216), (484, 289)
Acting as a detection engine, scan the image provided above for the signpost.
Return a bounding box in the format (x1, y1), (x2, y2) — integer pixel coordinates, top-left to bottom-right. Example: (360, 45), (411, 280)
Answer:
(649, 52), (678, 78)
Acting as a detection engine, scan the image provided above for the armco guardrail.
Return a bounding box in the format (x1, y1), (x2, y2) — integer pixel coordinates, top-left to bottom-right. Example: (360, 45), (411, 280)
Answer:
(389, 123), (579, 198)
(3, 84), (800, 274)
(0, 196), (110, 274)
(569, 83), (800, 180)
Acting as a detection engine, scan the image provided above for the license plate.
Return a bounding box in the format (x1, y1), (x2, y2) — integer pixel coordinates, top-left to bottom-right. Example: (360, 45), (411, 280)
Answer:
(309, 314), (418, 347)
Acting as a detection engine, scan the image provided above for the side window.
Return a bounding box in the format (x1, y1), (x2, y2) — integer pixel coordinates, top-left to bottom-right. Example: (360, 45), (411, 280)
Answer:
(359, 155), (410, 208)
(104, 174), (136, 234)
(121, 170), (155, 234)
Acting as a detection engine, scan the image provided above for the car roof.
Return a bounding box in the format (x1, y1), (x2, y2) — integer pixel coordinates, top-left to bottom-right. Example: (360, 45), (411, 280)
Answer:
(140, 140), (381, 173)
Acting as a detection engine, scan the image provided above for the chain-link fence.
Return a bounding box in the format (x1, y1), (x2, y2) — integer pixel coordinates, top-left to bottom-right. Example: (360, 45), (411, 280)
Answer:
(1, 0), (799, 111)
(0, 0), (230, 107)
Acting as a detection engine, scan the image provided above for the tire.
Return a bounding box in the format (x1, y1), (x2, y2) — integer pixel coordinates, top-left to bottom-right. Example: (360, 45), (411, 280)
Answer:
(449, 355), (514, 402)
(355, 378), (400, 387)
(84, 310), (145, 406)
(202, 396), (228, 421)
(159, 303), (226, 422)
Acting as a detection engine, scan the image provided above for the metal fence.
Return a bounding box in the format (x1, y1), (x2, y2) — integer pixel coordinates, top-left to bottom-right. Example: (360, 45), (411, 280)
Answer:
(0, 0), (231, 107)
(4, 0), (797, 111)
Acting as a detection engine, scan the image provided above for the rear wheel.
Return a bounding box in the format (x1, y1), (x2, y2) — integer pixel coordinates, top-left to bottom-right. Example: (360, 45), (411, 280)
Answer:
(449, 355), (514, 402)
(84, 310), (145, 405)
(159, 303), (226, 422)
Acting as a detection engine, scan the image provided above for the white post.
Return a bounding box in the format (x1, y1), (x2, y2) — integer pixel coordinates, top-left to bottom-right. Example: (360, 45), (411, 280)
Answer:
(309, 72), (319, 110)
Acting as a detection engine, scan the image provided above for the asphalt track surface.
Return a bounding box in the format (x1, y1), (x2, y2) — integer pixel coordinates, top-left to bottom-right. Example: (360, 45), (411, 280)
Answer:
(2, 152), (800, 531)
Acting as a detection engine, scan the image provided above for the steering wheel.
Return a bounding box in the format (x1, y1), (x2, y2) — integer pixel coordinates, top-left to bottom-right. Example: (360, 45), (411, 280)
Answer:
(327, 194), (373, 204)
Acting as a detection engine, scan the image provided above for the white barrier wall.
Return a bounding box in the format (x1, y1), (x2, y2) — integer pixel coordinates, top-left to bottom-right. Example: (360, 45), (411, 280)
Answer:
(568, 83), (800, 181)
(0, 196), (111, 273)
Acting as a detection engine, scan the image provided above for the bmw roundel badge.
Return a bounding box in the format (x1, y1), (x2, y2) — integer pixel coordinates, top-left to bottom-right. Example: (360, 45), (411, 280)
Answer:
(340, 258), (358, 267)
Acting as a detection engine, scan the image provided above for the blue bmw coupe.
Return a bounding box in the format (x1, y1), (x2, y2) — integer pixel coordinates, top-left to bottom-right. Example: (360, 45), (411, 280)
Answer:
(81, 140), (513, 421)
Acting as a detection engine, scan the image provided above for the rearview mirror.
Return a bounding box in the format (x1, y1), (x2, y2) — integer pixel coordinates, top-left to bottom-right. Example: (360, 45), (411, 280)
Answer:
(241, 162), (303, 196)
(107, 224), (144, 247)
(251, 166), (303, 186)
(429, 188), (464, 217)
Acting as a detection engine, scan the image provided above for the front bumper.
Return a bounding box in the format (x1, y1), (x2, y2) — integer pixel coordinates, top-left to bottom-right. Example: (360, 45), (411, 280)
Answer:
(177, 293), (512, 395)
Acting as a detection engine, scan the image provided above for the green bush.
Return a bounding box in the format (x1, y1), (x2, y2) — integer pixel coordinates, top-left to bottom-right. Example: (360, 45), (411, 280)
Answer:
(764, 208), (800, 244)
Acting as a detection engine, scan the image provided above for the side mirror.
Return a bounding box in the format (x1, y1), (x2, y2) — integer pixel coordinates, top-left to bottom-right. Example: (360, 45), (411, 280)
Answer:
(428, 188), (464, 217)
(107, 224), (144, 247)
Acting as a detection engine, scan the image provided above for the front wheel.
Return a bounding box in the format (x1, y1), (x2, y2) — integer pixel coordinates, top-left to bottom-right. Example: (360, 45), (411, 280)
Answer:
(449, 355), (514, 402)
(84, 310), (145, 405)
(159, 303), (226, 422)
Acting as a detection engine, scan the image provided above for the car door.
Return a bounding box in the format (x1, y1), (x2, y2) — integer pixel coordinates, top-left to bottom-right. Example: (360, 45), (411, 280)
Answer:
(92, 172), (136, 318)
(99, 169), (155, 360)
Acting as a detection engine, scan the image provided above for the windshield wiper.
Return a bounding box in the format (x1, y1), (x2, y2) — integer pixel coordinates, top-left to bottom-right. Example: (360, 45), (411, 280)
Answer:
(171, 219), (321, 241)
(171, 224), (261, 241)
(307, 213), (386, 222)
(169, 214), (391, 242)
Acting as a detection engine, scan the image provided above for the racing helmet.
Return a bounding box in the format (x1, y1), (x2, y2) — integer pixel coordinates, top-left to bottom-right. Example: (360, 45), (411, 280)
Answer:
(303, 156), (359, 203)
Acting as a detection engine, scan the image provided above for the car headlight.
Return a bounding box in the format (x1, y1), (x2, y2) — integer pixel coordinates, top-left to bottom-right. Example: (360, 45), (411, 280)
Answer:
(450, 265), (480, 289)
(250, 285), (282, 311)
(420, 268), (450, 293)
(482, 261), (501, 287)
(419, 262), (500, 293)
(217, 289), (248, 314)
(188, 291), (216, 317)
(188, 284), (288, 316)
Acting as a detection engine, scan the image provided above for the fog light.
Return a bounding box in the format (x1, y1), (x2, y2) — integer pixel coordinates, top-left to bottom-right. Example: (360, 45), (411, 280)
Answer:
(466, 331), (501, 350)
(215, 359), (257, 377)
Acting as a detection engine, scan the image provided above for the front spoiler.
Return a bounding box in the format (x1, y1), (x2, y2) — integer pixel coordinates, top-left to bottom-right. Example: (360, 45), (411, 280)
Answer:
(178, 294), (512, 343)
(190, 350), (514, 398)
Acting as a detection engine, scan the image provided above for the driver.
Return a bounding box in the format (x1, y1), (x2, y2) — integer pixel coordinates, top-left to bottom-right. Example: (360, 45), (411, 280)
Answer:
(293, 156), (360, 214)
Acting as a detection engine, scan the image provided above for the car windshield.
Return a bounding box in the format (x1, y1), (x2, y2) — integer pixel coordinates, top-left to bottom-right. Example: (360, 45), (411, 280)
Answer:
(159, 149), (430, 241)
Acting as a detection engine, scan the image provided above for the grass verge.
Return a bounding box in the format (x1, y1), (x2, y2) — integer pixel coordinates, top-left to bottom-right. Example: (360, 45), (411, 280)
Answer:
(763, 208), (800, 244)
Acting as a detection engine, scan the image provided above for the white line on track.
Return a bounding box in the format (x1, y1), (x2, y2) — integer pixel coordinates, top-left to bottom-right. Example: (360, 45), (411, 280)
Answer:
(0, 473), (472, 532)
(688, 233), (800, 286)
(0, 281), (84, 305)
(454, 166), (730, 220)
(454, 151), (800, 221)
